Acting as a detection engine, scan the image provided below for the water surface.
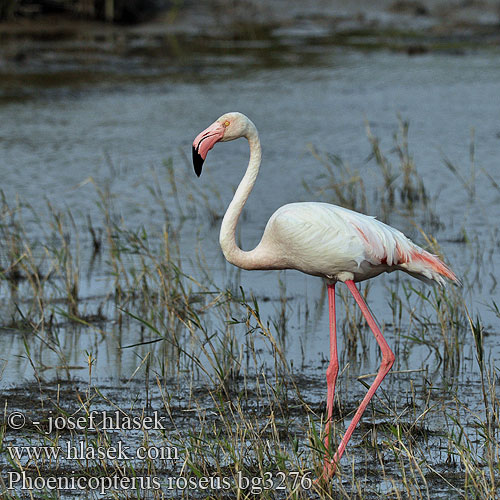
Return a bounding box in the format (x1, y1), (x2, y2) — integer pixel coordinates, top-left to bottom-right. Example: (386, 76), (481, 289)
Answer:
(0, 41), (498, 388)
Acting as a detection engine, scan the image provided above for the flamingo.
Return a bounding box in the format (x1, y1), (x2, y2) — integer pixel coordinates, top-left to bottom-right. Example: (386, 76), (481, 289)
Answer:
(192, 112), (459, 480)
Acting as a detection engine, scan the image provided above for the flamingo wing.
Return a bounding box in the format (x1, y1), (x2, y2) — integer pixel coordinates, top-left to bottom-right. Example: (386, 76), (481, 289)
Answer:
(262, 202), (458, 285)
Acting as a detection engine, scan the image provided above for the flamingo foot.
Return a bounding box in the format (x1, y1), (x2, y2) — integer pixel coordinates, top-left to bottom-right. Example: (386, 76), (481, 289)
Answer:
(314, 458), (338, 488)
(313, 422), (339, 487)
(322, 457), (338, 479)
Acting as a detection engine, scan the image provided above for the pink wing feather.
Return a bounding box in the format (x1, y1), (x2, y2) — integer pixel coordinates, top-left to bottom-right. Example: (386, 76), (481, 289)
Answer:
(345, 208), (459, 285)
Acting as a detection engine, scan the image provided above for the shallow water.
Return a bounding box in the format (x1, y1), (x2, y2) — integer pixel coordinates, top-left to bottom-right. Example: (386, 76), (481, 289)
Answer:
(1, 29), (500, 500)
(1, 41), (499, 387)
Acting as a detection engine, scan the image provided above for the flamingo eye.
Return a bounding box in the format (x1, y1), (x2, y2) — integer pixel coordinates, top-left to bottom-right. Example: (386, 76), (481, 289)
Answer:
(223, 120), (230, 127)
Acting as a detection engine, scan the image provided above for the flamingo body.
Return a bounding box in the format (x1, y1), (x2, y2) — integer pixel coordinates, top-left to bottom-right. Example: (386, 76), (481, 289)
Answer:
(192, 111), (459, 482)
(252, 201), (456, 284)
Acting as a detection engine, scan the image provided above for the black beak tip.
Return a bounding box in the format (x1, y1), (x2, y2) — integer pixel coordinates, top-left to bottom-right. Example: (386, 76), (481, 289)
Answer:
(192, 146), (204, 177)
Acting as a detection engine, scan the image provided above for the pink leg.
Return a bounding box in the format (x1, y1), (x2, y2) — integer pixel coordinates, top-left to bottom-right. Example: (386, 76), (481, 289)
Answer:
(322, 283), (339, 477)
(323, 280), (395, 479)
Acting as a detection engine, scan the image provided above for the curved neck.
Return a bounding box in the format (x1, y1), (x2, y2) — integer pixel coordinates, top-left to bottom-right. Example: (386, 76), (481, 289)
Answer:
(219, 130), (262, 269)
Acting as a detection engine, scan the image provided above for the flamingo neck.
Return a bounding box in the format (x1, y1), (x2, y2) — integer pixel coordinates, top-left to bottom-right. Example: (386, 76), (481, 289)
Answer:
(219, 128), (262, 270)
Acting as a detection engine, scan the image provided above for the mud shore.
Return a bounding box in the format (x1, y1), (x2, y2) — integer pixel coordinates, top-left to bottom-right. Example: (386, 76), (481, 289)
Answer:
(1, 0), (500, 44)
(1, 1), (499, 94)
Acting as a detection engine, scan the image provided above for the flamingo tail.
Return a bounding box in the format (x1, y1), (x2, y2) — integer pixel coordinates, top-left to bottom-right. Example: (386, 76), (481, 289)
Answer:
(401, 249), (461, 286)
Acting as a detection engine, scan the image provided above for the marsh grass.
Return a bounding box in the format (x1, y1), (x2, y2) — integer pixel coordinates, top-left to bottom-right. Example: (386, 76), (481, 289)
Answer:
(306, 144), (368, 213)
(308, 119), (431, 225)
(442, 129), (478, 202)
(0, 124), (498, 500)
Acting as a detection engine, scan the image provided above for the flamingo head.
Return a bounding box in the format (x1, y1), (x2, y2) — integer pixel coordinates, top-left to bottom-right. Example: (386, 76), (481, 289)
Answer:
(192, 112), (251, 177)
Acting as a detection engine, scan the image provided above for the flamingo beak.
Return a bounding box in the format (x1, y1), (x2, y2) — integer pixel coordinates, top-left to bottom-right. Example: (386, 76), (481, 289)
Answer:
(192, 121), (225, 177)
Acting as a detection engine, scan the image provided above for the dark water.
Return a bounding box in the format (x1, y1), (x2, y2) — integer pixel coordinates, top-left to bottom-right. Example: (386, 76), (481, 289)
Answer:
(0, 42), (499, 388)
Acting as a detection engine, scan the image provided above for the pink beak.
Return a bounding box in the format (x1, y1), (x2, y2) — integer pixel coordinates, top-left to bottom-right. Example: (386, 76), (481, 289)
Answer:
(192, 121), (225, 177)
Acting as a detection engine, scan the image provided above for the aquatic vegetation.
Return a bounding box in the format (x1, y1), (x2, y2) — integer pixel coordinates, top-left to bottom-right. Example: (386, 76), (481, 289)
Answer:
(0, 122), (498, 500)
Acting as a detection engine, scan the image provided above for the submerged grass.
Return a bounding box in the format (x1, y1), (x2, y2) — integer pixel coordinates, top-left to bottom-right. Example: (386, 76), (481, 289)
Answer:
(0, 122), (498, 499)
(307, 117), (429, 222)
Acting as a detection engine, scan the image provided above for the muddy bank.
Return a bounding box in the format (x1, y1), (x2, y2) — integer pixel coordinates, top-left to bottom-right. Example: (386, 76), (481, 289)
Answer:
(1, 0), (500, 85)
(2, 0), (500, 36)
